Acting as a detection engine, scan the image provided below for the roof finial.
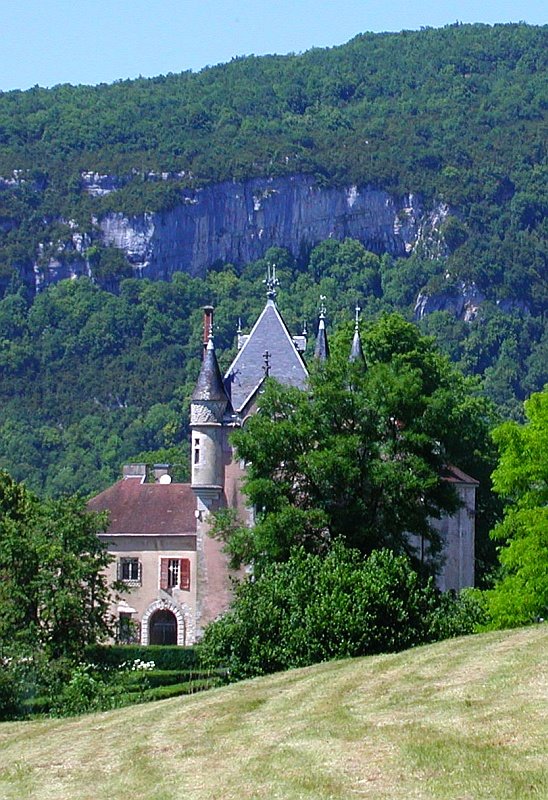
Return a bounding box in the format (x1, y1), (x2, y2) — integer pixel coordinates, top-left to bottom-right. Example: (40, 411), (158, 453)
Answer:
(319, 295), (327, 320)
(314, 296), (329, 361)
(263, 263), (279, 302)
(349, 301), (365, 364)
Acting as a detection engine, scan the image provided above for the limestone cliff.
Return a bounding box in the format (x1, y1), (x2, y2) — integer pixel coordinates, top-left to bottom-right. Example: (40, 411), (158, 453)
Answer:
(97, 175), (429, 279)
(414, 282), (530, 321)
(414, 282), (486, 322)
(34, 174), (451, 290)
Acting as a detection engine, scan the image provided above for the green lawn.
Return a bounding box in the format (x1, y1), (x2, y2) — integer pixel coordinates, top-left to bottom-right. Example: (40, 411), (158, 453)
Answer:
(0, 626), (546, 800)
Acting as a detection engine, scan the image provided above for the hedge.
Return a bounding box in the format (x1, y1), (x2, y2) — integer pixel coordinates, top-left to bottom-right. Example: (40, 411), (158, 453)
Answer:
(139, 677), (220, 702)
(124, 669), (218, 690)
(85, 644), (200, 670)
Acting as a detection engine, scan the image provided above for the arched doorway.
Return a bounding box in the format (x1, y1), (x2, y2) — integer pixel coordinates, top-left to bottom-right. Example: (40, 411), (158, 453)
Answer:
(149, 609), (177, 645)
(140, 599), (191, 645)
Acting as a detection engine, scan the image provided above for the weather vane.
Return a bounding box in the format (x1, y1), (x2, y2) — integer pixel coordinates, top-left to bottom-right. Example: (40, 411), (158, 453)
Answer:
(319, 295), (327, 319)
(263, 263), (280, 300)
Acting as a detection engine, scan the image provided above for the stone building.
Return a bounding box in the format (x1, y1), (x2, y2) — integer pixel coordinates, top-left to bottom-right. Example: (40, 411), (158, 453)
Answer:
(89, 277), (477, 646)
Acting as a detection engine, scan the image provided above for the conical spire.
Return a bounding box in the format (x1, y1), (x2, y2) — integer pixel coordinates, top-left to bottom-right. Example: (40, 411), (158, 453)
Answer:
(349, 303), (365, 364)
(314, 296), (329, 361)
(192, 333), (229, 403)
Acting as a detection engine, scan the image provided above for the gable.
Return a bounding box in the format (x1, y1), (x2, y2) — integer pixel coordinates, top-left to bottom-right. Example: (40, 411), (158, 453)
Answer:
(223, 300), (308, 412)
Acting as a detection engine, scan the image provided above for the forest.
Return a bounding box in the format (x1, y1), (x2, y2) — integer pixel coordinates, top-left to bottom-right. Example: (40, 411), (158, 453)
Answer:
(0, 22), (545, 496)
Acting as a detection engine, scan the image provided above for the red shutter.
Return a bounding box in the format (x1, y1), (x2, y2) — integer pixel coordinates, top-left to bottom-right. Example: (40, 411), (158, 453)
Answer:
(160, 558), (169, 590)
(180, 558), (191, 591)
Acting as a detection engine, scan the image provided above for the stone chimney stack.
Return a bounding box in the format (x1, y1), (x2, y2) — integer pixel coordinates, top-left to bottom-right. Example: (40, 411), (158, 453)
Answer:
(122, 464), (147, 481)
(202, 305), (214, 356)
(152, 464), (170, 483)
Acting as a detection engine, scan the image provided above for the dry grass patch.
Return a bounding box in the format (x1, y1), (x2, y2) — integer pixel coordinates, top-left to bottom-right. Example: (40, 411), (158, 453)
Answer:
(0, 626), (546, 800)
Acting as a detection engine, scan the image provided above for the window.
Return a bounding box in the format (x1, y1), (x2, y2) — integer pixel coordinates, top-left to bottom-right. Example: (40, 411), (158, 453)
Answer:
(160, 558), (191, 591)
(194, 437), (200, 464)
(167, 558), (180, 588)
(119, 557), (141, 584)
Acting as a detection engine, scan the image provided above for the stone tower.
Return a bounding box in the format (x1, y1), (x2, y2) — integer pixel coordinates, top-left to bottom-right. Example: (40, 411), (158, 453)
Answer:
(190, 308), (233, 635)
(190, 308), (229, 506)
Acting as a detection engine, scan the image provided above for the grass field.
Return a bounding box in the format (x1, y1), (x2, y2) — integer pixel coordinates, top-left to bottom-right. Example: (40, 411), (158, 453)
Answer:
(0, 625), (546, 800)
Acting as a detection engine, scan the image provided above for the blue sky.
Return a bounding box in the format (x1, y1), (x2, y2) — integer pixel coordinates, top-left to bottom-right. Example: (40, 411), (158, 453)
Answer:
(1, 0), (545, 91)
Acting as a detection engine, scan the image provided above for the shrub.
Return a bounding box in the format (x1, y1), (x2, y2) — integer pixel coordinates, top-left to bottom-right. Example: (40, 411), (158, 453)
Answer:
(2, 648), (213, 719)
(200, 543), (467, 681)
(0, 662), (18, 720)
(0, 650), (48, 720)
(47, 663), (117, 717)
(428, 588), (488, 639)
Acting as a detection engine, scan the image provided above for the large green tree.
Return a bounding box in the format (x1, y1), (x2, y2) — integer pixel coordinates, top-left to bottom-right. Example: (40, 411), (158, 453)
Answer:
(0, 470), (114, 659)
(221, 314), (496, 575)
(486, 388), (548, 627)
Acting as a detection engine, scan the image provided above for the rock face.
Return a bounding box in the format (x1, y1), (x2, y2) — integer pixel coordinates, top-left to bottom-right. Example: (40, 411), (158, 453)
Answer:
(413, 281), (531, 322)
(80, 172), (126, 197)
(98, 175), (428, 279)
(414, 281), (486, 322)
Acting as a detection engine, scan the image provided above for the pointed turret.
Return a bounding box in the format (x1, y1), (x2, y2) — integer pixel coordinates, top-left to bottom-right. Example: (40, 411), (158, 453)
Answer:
(349, 303), (365, 364)
(192, 333), (229, 407)
(190, 310), (229, 492)
(314, 296), (329, 361)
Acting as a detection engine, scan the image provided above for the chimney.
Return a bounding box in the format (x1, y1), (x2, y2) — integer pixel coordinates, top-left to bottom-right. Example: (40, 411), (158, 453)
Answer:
(202, 305), (214, 356)
(152, 464), (171, 483)
(122, 464), (147, 481)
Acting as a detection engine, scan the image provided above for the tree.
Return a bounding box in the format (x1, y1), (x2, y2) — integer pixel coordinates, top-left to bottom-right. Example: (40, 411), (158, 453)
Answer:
(486, 388), (548, 627)
(0, 471), (114, 660)
(222, 315), (495, 574)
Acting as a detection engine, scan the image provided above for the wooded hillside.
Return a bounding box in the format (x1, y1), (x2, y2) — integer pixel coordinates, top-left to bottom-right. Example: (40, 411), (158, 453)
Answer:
(0, 23), (545, 497)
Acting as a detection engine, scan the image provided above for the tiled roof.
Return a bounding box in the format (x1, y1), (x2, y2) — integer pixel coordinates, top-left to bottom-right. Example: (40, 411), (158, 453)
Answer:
(88, 478), (197, 535)
(224, 299), (308, 412)
(441, 465), (479, 485)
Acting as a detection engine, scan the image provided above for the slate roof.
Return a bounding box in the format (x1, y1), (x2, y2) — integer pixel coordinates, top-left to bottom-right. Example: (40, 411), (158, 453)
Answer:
(349, 327), (365, 363)
(192, 336), (230, 404)
(314, 318), (329, 361)
(223, 299), (308, 412)
(88, 478), (197, 535)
